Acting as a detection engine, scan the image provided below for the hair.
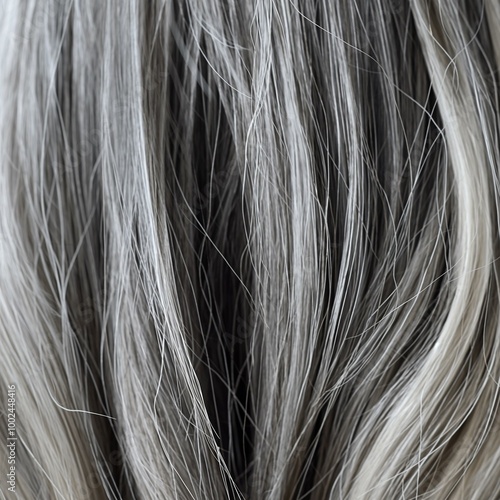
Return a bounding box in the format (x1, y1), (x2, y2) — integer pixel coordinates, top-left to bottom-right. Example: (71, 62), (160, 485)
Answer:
(1, 0), (500, 498)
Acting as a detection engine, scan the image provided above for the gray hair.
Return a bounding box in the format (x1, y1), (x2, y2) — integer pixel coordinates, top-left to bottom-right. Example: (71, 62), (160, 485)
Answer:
(1, 0), (500, 498)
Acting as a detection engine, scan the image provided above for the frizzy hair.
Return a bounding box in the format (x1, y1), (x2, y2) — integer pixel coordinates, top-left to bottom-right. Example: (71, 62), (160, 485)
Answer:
(1, 0), (500, 498)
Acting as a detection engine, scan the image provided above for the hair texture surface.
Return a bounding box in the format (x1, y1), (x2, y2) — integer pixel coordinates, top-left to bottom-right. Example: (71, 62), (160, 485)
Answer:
(1, 0), (500, 498)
